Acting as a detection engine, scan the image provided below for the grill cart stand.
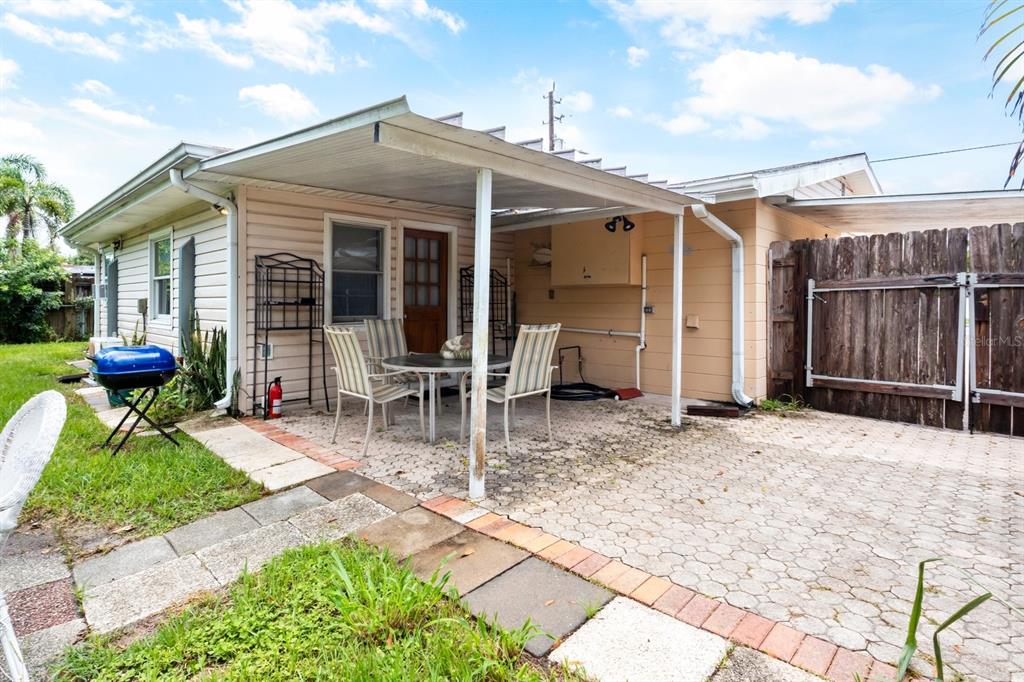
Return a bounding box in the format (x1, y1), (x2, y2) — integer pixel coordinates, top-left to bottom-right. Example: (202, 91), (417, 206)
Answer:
(102, 387), (179, 456)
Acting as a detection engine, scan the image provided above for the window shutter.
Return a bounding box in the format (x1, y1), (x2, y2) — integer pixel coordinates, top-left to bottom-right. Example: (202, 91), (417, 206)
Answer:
(178, 237), (196, 351)
(105, 258), (118, 336)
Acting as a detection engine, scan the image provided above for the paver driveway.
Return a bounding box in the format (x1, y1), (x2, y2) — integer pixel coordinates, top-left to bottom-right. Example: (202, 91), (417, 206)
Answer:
(279, 396), (1022, 681)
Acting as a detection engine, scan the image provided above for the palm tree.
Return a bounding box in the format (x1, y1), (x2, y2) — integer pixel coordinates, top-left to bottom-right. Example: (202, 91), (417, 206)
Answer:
(981, 1), (1024, 188)
(0, 154), (76, 248)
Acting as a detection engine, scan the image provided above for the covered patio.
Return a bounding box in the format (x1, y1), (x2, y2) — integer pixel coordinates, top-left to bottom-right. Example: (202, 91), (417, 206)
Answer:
(271, 398), (1020, 682)
(188, 96), (701, 500)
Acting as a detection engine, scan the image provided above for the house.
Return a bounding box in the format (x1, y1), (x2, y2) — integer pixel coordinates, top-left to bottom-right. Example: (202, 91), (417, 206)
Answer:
(45, 264), (94, 340)
(63, 96), (1018, 495)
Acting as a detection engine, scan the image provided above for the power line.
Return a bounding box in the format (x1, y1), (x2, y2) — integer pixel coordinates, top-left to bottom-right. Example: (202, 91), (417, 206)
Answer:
(874, 141), (1021, 163)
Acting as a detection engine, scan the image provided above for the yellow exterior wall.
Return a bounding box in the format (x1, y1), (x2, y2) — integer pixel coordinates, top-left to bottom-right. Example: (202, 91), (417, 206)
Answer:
(514, 199), (829, 402)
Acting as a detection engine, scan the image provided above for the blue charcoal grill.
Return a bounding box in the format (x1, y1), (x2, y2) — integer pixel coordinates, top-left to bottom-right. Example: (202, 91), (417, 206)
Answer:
(90, 345), (180, 455)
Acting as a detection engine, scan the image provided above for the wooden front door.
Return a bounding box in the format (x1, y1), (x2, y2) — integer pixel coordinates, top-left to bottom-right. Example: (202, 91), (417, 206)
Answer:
(403, 229), (448, 352)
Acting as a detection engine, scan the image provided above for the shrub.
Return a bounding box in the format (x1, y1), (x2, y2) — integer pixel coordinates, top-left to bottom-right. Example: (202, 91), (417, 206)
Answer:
(0, 238), (66, 342)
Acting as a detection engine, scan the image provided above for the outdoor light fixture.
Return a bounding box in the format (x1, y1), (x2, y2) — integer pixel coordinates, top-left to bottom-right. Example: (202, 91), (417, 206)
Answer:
(604, 215), (635, 233)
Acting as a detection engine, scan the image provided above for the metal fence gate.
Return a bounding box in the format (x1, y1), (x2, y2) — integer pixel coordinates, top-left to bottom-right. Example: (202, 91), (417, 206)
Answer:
(769, 223), (1023, 436)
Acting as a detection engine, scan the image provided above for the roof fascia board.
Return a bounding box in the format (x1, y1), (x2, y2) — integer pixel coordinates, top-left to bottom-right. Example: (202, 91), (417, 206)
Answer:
(493, 206), (643, 232)
(376, 120), (693, 215)
(781, 189), (1024, 208)
(61, 142), (220, 240)
(195, 96), (411, 175)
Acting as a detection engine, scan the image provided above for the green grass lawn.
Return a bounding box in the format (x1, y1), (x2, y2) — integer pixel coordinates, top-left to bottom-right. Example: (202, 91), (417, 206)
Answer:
(1, 342), (262, 544)
(55, 541), (583, 681)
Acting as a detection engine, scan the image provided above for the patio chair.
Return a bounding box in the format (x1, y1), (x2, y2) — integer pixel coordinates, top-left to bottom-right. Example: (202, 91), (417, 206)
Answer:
(324, 326), (425, 456)
(0, 391), (66, 682)
(364, 318), (442, 413)
(460, 323), (561, 455)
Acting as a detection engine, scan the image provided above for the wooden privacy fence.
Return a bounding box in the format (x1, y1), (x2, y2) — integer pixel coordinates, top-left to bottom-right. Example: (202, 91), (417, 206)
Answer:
(768, 223), (1023, 436)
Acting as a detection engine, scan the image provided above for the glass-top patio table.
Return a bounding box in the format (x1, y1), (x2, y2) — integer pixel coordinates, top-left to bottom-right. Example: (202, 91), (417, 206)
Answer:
(381, 353), (511, 444)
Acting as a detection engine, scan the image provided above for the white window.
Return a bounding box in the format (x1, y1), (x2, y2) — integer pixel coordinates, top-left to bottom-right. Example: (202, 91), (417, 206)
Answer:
(328, 219), (386, 322)
(150, 234), (172, 320)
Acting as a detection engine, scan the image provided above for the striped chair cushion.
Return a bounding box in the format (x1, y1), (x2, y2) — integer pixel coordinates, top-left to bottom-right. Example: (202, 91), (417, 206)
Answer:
(506, 324), (561, 396)
(324, 326), (372, 397)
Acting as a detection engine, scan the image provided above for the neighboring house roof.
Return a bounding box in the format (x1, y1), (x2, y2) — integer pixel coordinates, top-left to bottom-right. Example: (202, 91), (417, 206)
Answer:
(773, 189), (1024, 234)
(62, 264), (95, 276)
(61, 97), (883, 246)
(669, 153), (881, 202)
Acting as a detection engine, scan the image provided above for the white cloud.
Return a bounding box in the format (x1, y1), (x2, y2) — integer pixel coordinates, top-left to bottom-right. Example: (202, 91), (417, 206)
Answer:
(6, 0), (132, 24)
(608, 0), (846, 49)
(370, 0), (466, 34)
(74, 79), (114, 97)
(68, 98), (157, 129)
(167, 0), (464, 74)
(610, 105), (634, 118)
(173, 93), (194, 105)
(0, 57), (18, 88)
(626, 45), (648, 67)
(562, 90), (594, 113)
(715, 115), (772, 140)
(238, 83), (319, 122)
(0, 115), (42, 141)
(1, 13), (122, 60)
(688, 50), (941, 132)
(656, 113), (708, 135)
(809, 135), (853, 150)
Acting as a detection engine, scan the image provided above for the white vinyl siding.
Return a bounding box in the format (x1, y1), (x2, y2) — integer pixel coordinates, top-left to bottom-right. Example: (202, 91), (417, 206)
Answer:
(98, 209), (227, 351)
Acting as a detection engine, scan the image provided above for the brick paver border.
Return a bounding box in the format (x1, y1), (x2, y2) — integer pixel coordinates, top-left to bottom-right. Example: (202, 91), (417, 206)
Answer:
(421, 494), (907, 682)
(239, 417), (361, 471)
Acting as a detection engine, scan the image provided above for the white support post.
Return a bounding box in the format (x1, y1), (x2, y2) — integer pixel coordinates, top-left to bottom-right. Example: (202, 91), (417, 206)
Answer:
(468, 168), (493, 500)
(671, 212), (684, 426)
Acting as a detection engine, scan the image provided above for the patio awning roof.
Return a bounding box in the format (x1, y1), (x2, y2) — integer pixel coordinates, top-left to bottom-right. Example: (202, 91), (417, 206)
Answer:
(188, 97), (698, 215)
(774, 189), (1024, 235)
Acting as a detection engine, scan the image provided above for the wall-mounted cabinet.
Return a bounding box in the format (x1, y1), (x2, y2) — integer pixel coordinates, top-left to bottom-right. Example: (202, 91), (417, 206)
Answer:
(550, 216), (644, 286)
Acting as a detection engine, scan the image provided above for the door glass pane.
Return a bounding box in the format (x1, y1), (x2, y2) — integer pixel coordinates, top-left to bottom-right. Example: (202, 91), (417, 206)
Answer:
(429, 285), (439, 306)
(405, 236), (415, 254)
(417, 285), (428, 306)
(332, 224), (380, 271)
(429, 262), (439, 283)
(429, 239), (439, 260)
(405, 285), (414, 304)
(404, 261), (414, 281)
(154, 238), (171, 277)
(332, 272), (378, 319)
(417, 238), (428, 259)
(417, 262), (427, 283)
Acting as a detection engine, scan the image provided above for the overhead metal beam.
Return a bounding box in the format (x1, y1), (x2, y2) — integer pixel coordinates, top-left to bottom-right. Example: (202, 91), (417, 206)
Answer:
(375, 121), (693, 215)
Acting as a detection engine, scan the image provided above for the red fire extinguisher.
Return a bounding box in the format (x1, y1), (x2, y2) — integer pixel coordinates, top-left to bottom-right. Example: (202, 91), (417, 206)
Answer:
(267, 377), (283, 419)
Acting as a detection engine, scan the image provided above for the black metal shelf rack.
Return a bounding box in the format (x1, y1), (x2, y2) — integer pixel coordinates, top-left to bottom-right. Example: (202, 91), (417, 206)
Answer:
(253, 253), (330, 417)
(458, 266), (515, 357)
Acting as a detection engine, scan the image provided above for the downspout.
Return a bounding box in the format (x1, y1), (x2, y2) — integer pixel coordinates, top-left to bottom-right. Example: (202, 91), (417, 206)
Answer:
(689, 205), (754, 407)
(168, 169), (238, 410)
(635, 255), (647, 389)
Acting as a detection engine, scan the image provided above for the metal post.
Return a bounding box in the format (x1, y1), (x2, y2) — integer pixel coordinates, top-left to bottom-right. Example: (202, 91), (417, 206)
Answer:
(671, 212), (684, 426)
(469, 168), (493, 500)
(805, 278), (816, 389)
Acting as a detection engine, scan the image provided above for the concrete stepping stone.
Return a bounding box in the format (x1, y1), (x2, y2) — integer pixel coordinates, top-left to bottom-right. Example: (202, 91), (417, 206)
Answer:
(19, 618), (86, 681)
(73, 536), (177, 590)
(188, 424), (302, 471)
(362, 483), (420, 512)
(196, 521), (306, 585)
(305, 471), (376, 500)
(463, 556), (613, 657)
(164, 507), (259, 555)
(95, 407), (129, 430)
(250, 457), (334, 491)
(549, 597), (730, 682)
(8, 578), (78, 636)
(712, 646), (823, 682)
(74, 386), (110, 411)
(410, 530), (527, 595)
(359, 507), (462, 560)
(83, 555), (218, 634)
(289, 494), (394, 542)
(242, 486), (328, 525)
(0, 549), (69, 593)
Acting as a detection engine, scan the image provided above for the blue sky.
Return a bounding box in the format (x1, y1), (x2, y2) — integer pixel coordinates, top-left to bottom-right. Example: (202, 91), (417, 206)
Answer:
(1, 0), (1021, 212)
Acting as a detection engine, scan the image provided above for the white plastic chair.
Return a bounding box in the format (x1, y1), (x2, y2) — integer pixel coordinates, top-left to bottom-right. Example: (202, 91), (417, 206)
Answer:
(0, 391), (66, 682)
(460, 324), (560, 455)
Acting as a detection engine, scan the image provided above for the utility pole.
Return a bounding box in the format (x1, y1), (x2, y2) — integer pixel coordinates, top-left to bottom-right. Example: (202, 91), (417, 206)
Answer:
(544, 81), (564, 151)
